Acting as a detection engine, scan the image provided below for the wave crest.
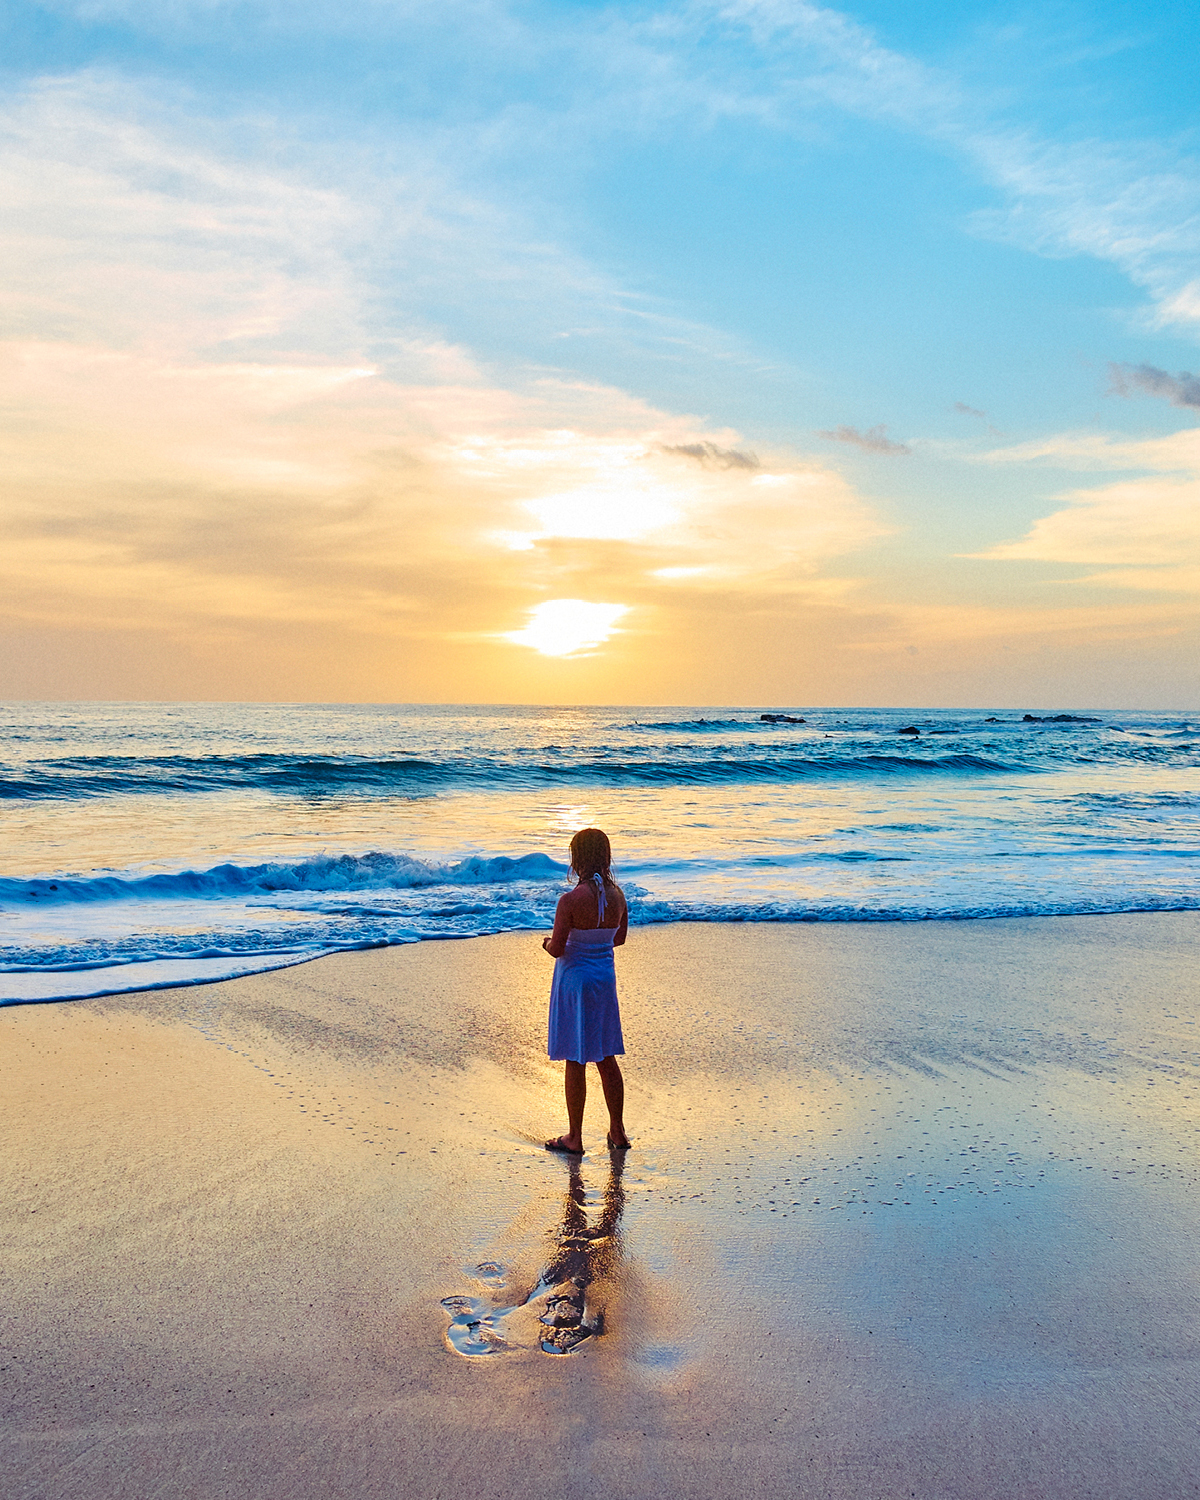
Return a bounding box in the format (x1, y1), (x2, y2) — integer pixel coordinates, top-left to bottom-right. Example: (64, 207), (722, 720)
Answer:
(0, 749), (1022, 801)
(0, 850), (566, 907)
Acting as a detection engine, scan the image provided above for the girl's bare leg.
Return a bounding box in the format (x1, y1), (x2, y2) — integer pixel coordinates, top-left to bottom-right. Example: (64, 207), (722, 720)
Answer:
(548, 1061), (586, 1153)
(596, 1056), (630, 1148)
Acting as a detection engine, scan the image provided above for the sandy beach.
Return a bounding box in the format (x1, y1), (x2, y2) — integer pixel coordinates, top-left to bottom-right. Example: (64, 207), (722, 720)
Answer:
(4, 914), (1200, 1499)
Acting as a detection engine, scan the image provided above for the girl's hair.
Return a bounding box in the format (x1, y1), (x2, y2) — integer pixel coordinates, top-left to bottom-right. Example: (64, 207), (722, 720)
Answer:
(569, 827), (615, 884)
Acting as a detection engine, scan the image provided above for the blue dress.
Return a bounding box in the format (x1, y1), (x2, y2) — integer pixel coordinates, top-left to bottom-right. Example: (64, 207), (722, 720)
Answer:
(547, 877), (625, 1064)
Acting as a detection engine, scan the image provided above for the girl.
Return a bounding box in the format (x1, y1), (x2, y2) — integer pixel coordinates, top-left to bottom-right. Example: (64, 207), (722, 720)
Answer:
(543, 827), (631, 1154)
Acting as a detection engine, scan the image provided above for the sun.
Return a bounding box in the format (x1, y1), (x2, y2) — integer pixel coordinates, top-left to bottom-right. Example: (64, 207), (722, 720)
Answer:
(503, 599), (628, 657)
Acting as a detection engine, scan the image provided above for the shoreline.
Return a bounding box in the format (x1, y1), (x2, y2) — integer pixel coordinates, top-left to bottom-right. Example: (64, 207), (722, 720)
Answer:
(4, 914), (1200, 1498)
(8, 901), (1200, 1009)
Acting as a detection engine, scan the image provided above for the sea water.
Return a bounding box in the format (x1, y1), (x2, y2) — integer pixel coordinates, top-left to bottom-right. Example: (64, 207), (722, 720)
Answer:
(1, 702), (1197, 1002)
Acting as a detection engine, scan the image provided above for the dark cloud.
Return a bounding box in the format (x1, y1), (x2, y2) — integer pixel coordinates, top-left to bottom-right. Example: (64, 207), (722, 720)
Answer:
(817, 424), (911, 456)
(1108, 363), (1200, 409)
(660, 441), (759, 469)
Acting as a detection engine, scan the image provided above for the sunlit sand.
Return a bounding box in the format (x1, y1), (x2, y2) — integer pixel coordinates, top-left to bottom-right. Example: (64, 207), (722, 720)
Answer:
(4, 915), (1199, 1498)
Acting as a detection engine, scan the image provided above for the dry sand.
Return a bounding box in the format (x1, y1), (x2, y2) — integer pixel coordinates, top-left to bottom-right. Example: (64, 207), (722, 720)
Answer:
(4, 914), (1200, 1499)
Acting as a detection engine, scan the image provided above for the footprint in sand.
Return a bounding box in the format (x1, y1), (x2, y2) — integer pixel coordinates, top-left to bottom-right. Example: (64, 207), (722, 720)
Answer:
(440, 1291), (515, 1356)
(441, 1155), (626, 1357)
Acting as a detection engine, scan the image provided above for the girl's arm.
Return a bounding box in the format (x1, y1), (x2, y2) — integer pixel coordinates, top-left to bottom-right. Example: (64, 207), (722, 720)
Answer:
(542, 891), (576, 957)
(612, 889), (630, 946)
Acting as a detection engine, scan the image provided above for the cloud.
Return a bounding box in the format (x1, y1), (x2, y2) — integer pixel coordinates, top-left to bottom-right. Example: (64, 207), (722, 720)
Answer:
(14, 10), (1199, 700)
(659, 440), (758, 470)
(974, 426), (1200, 593)
(1108, 363), (1200, 410)
(953, 400), (1002, 435)
(688, 3), (1200, 336)
(18, 3), (1200, 349)
(0, 74), (886, 698)
(964, 137), (1200, 334)
(818, 424), (911, 456)
(0, 55), (786, 419)
(455, 422), (881, 578)
(978, 426), (1200, 473)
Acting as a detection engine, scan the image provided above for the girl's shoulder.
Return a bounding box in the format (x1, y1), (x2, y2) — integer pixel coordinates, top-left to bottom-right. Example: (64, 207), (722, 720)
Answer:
(559, 878), (624, 924)
(603, 880), (627, 917)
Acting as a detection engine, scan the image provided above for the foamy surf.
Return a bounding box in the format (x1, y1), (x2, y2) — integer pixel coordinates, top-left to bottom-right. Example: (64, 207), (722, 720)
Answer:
(0, 949), (336, 1004)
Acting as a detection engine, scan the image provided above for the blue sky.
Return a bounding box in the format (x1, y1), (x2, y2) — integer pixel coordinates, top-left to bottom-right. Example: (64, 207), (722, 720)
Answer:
(2, 0), (1198, 703)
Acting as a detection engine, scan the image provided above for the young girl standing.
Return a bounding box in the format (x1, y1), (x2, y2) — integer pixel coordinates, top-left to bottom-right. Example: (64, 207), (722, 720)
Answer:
(542, 827), (631, 1154)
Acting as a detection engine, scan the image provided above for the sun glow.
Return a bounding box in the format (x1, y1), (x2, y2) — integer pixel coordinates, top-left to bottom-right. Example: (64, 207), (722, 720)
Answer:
(523, 483), (680, 540)
(503, 599), (628, 657)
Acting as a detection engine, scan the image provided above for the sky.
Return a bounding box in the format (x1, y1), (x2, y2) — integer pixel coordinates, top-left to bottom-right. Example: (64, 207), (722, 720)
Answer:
(1, 0), (1199, 706)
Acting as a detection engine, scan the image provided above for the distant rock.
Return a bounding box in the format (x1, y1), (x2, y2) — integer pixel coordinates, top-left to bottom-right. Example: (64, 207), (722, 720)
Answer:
(898, 725), (919, 736)
(984, 717), (1001, 723)
(1022, 714), (1102, 723)
(760, 713), (806, 724)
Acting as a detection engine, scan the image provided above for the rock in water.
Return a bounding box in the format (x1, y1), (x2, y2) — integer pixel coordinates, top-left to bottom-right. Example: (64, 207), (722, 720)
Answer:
(1023, 713), (1102, 724)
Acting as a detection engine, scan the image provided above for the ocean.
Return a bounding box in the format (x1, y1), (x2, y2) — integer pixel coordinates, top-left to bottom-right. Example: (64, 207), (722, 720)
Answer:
(2, 702), (1197, 1004)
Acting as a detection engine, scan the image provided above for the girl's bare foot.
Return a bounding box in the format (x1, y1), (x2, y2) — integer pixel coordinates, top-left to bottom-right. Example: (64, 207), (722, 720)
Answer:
(545, 1135), (584, 1155)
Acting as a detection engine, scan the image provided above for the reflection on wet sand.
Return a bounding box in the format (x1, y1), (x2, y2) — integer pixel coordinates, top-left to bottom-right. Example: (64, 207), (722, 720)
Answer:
(442, 1151), (627, 1356)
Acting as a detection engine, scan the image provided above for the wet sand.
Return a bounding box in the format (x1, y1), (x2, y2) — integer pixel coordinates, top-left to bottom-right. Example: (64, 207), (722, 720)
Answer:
(4, 914), (1200, 1499)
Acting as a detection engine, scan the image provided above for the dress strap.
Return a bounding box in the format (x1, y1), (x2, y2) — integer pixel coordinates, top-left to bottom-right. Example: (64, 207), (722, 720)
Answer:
(591, 872), (606, 922)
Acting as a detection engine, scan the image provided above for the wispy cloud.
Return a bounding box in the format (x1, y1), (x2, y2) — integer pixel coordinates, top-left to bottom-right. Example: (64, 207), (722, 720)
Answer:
(964, 136), (1200, 335)
(1108, 363), (1200, 410)
(974, 426), (1200, 594)
(953, 400), (1001, 436)
(6, 4), (1199, 700)
(0, 73), (885, 696)
(818, 424), (910, 456)
(701, 3), (1200, 336)
(22, 4), (1200, 345)
(954, 402), (988, 421)
(978, 427), (1200, 472)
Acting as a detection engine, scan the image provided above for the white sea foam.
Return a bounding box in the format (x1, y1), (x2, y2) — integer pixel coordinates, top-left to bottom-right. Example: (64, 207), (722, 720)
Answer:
(1, 950), (335, 1004)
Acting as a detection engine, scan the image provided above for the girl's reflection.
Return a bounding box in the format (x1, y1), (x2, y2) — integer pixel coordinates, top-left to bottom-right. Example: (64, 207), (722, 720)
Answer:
(442, 1151), (627, 1356)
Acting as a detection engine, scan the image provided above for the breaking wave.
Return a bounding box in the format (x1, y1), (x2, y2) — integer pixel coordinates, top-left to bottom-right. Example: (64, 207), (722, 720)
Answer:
(1, 850), (564, 906)
(0, 749), (1024, 801)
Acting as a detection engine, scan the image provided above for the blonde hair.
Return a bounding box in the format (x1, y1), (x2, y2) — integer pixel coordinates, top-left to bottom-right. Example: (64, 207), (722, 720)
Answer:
(569, 827), (614, 884)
